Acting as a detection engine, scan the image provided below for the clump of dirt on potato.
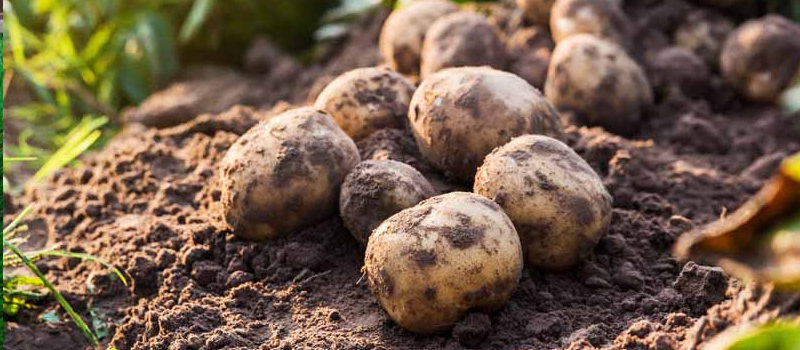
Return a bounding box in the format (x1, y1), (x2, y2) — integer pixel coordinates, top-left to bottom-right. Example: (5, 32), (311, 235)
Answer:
(219, 107), (360, 240)
(506, 27), (555, 89)
(409, 66), (563, 183)
(379, 0), (459, 76)
(339, 159), (436, 245)
(420, 12), (507, 78)
(545, 34), (652, 136)
(474, 135), (612, 271)
(674, 9), (735, 67)
(720, 15), (800, 103)
(314, 66), (415, 140)
(364, 192), (523, 334)
(549, 0), (632, 48)
(647, 47), (710, 100)
(516, 0), (557, 26)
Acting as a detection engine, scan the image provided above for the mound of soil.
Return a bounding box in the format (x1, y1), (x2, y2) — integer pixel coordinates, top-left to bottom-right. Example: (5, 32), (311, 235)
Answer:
(4, 2), (800, 350)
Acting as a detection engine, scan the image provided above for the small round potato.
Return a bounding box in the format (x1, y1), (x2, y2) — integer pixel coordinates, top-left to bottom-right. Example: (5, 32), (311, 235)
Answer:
(720, 15), (800, 103)
(379, 0), (460, 76)
(409, 66), (563, 183)
(647, 47), (709, 99)
(516, 0), (557, 26)
(544, 34), (652, 135)
(474, 135), (612, 271)
(219, 107), (360, 240)
(339, 159), (436, 245)
(420, 12), (507, 78)
(549, 0), (631, 48)
(674, 10), (735, 67)
(314, 67), (416, 140)
(364, 192), (523, 334)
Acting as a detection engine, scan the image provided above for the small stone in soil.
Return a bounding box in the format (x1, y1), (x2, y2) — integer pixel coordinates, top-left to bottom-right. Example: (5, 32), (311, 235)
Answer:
(673, 262), (729, 315)
(452, 313), (492, 348)
(614, 262), (645, 290)
(227, 270), (254, 288)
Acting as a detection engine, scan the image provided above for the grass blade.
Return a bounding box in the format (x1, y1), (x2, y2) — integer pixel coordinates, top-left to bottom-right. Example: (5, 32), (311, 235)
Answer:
(29, 250), (128, 286)
(179, 0), (216, 43)
(2, 205), (99, 345)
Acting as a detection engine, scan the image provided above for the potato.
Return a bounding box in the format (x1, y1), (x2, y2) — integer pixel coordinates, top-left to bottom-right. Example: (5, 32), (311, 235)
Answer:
(420, 12), (507, 78)
(379, 0), (460, 76)
(647, 47), (709, 99)
(720, 16), (800, 103)
(674, 9), (735, 67)
(516, 0), (556, 26)
(339, 159), (436, 245)
(219, 107), (360, 240)
(409, 66), (563, 183)
(507, 27), (555, 89)
(474, 135), (612, 271)
(549, 0), (631, 48)
(364, 192), (523, 334)
(314, 67), (416, 140)
(544, 34), (652, 136)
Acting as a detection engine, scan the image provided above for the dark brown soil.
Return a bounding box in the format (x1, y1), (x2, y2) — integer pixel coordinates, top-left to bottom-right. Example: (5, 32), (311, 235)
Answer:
(4, 2), (800, 350)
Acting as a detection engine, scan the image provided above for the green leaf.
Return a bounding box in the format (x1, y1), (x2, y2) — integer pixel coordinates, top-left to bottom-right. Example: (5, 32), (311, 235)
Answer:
(32, 115), (108, 183)
(179, 0), (216, 43)
(726, 323), (800, 350)
(783, 152), (800, 183)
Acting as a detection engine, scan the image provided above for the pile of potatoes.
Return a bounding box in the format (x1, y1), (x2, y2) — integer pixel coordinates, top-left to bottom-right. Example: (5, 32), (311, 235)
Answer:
(217, 0), (800, 338)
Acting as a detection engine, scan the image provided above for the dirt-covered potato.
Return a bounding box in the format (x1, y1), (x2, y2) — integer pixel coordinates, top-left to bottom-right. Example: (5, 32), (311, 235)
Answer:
(420, 12), (507, 78)
(544, 34), (652, 135)
(314, 67), (415, 140)
(219, 107), (360, 240)
(516, 0), (556, 26)
(720, 16), (800, 103)
(364, 192), (523, 334)
(507, 27), (555, 89)
(647, 47), (709, 99)
(474, 135), (612, 271)
(409, 66), (563, 183)
(339, 159), (436, 245)
(379, 0), (459, 76)
(674, 9), (735, 67)
(549, 0), (631, 48)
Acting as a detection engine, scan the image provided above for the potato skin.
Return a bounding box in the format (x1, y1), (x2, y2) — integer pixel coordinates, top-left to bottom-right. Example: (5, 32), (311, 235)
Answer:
(409, 66), (563, 184)
(549, 0), (631, 48)
(379, 0), (459, 76)
(720, 16), (800, 103)
(314, 67), (415, 140)
(516, 0), (556, 26)
(420, 12), (507, 78)
(647, 47), (709, 100)
(544, 34), (652, 136)
(339, 159), (436, 245)
(364, 192), (523, 334)
(474, 135), (612, 271)
(219, 107), (360, 240)
(674, 9), (734, 67)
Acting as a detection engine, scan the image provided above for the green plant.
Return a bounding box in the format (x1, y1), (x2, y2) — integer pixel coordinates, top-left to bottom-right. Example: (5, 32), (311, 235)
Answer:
(707, 321), (800, 350)
(2, 204), (128, 346)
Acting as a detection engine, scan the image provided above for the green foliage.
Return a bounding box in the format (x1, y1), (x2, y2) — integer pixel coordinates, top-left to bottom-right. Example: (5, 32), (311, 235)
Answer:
(725, 323), (800, 350)
(2, 205), (128, 345)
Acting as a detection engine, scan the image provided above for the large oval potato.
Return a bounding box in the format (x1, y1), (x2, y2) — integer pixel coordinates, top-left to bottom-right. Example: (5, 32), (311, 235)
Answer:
(549, 0), (631, 48)
(474, 135), (612, 271)
(409, 66), (563, 184)
(720, 15), (800, 103)
(314, 67), (415, 140)
(219, 107), (360, 240)
(420, 12), (507, 78)
(544, 34), (652, 135)
(364, 192), (523, 334)
(379, 0), (459, 76)
(339, 159), (436, 245)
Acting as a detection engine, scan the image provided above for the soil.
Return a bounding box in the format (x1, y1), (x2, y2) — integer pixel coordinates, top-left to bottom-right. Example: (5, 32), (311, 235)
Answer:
(4, 2), (800, 350)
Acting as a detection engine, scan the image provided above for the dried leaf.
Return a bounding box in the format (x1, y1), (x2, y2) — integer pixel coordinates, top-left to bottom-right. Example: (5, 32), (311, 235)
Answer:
(674, 153), (800, 289)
